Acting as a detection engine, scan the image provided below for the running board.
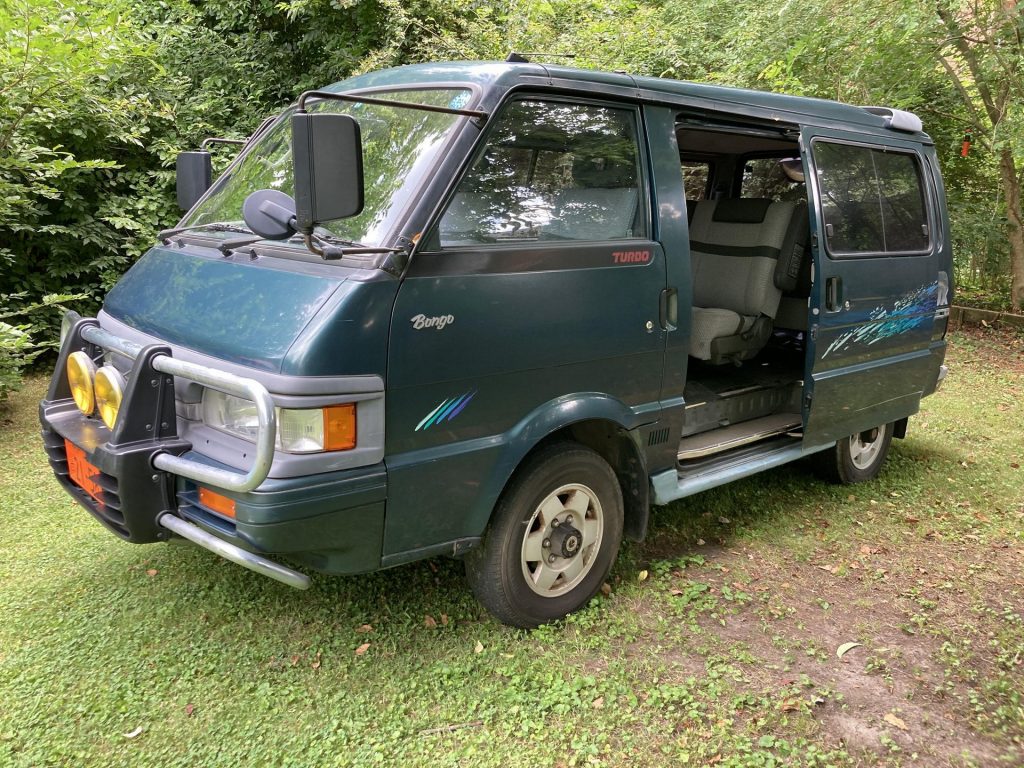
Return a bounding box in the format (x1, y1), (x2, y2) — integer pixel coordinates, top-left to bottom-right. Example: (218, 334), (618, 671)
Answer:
(651, 439), (835, 506)
(677, 413), (802, 460)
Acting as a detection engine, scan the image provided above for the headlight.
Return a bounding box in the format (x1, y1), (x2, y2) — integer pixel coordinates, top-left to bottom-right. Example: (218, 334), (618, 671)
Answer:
(94, 366), (126, 430)
(201, 390), (356, 453)
(66, 351), (96, 415)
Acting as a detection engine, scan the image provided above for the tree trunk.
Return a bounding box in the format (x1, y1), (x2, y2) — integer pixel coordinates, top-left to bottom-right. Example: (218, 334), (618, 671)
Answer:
(997, 149), (1024, 311)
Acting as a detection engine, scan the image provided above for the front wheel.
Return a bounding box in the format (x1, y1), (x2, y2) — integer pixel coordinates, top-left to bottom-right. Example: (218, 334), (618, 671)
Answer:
(466, 443), (624, 628)
(815, 421), (894, 483)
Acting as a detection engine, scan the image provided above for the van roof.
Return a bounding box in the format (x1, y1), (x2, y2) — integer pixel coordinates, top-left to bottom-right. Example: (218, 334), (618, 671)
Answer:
(329, 61), (929, 140)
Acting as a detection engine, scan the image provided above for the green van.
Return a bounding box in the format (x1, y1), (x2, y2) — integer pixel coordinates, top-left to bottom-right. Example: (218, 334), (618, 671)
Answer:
(41, 60), (951, 627)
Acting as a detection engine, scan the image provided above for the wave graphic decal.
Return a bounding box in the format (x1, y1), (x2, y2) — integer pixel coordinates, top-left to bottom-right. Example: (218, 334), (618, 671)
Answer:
(822, 282), (939, 359)
(415, 391), (476, 432)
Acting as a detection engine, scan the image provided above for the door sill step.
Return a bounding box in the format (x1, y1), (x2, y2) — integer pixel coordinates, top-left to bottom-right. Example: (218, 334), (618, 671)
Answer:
(677, 413), (802, 460)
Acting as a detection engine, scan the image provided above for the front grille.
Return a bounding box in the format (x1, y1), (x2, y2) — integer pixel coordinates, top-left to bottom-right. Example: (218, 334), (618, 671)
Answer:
(43, 431), (128, 537)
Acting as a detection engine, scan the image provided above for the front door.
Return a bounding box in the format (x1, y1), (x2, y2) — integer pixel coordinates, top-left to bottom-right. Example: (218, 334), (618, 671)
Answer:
(801, 127), (943, 444)
(382, 96), (668, 558)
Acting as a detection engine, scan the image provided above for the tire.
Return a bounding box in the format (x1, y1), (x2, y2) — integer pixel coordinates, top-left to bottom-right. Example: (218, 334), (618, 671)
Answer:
(815, 422), (894, 484)
(465, 442), (624, 629)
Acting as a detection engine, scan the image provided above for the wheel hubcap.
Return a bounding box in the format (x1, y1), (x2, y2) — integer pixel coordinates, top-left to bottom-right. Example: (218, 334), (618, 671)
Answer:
(520, 483), (603, 597)
(849, 424), (887, 470)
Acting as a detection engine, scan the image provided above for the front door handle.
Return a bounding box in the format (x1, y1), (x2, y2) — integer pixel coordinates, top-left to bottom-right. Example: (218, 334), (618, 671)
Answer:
(659, 288), (678, 330)
(825, 277), (843, 312)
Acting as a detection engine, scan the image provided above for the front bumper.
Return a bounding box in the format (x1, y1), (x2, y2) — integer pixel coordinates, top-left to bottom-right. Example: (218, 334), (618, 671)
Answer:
(40, 315), (386, 585)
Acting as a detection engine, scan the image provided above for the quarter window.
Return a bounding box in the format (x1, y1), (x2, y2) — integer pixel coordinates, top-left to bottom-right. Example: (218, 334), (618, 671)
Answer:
(437, 100), (644, 246)
(813, 142), (929, 255)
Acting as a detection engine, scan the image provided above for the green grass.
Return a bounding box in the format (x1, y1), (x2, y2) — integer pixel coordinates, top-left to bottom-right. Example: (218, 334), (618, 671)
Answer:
(1, 329), (1022, 767)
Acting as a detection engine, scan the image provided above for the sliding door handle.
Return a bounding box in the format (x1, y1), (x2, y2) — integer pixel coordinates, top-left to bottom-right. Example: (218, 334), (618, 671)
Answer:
(825, 277), (843, 312)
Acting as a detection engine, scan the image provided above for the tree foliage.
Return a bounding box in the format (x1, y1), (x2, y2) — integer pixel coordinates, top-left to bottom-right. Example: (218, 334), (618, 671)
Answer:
(1, 0), (1022, 398)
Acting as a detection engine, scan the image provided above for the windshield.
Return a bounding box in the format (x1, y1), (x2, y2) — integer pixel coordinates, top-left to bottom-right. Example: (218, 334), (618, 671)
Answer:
(183, 88), (472, 247)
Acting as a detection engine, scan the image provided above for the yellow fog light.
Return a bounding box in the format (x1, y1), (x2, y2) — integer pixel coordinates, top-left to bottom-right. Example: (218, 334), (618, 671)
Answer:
(66, 351), (96, 415)
(94, 366), (126, 430)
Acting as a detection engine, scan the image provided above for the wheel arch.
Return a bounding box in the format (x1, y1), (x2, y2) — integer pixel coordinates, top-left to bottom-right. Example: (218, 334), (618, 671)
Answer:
(472, 394), (652, 544)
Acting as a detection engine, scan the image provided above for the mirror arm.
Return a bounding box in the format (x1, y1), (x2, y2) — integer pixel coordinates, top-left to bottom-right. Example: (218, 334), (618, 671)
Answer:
(294, 90), (488, 121)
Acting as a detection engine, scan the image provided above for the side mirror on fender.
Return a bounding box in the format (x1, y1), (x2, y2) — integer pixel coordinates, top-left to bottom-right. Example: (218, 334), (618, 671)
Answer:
(175, 151), (213, 212)
(291, 113), (364, 235)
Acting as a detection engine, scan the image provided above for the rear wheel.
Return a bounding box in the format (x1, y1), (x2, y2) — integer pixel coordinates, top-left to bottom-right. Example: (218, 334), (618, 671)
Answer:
(466, 443), (624, 628)
(816, 422), (894, 483)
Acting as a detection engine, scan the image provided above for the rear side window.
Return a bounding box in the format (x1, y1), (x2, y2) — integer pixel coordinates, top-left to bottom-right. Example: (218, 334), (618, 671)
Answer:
(437, 100), (645, 246)
(813, 141), (930, 255)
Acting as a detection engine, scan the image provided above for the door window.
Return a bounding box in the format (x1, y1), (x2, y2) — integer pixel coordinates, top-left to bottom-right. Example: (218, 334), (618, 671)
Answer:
(813, 141), (930, 256)
(437, 100), (645, 246)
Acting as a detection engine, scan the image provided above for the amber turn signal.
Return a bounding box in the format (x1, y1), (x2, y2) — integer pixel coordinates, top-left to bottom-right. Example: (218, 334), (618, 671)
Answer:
(324, 403), (357, 451)
(198, 487), (236, 519)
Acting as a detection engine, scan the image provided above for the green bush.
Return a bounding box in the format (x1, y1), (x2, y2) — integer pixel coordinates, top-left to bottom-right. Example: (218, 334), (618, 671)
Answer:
(0, 293), (84, 404)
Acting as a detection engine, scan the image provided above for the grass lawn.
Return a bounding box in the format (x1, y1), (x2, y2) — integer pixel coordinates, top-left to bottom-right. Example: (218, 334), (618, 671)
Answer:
(1, 327), (1021, 767)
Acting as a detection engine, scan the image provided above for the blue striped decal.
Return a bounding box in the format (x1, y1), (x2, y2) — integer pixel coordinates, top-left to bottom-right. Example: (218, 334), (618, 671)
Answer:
(414, 391), (476, 432)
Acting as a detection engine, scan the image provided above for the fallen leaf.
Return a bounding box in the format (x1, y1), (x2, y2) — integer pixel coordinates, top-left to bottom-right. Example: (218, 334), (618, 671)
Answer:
(424, 615), (437, 629)
(696, 538), (706, 546)
(592, 696), (605, 709)
(600, 582), (612, 596)
(184, 703), (195, 717)
(836, 642), (862, 659)
(670, 589), (684, 596)
(718, 516), (731, 525)
(355, 624), (373, 634)
(355, 643), (370, 656)
(779, 698), (801, 712)
(311, 653), (321, 670)
(884, 712), (908, 730)
(123, 726), (144, 739)
(474, 641), (483, 654)
(146, 569), (158, 577)
(289, 655), (300, 666)
(638, 570), (648, 582)
(440, 614), (449, 626)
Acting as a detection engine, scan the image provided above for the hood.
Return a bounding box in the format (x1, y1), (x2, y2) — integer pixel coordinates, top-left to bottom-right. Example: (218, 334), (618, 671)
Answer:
(103, 245), (388, 376)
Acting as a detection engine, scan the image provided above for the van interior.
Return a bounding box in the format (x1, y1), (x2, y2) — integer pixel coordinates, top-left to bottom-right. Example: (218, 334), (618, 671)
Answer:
(676, 117), (812, 467)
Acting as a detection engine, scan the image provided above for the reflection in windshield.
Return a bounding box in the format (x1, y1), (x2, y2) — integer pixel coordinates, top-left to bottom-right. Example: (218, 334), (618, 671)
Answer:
(184, 89), (470, 248)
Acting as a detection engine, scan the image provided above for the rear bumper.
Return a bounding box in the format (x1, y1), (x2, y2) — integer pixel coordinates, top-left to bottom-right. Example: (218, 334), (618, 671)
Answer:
(40, 315), (387, 580)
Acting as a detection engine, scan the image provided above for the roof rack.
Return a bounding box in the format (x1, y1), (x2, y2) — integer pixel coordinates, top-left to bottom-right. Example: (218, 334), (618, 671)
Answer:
(860, 106), (923, 133)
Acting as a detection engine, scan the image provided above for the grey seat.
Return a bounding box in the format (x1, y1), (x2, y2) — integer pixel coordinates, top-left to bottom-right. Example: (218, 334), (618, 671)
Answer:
(688, 198), (808, 363)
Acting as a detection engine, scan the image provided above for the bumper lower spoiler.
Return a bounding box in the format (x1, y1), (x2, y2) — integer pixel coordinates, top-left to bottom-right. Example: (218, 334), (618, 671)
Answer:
(158, 513), (310, 590)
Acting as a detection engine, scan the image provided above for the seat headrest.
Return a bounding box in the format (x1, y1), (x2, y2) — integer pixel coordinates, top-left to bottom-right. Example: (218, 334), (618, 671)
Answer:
(712, 198), (773, 224)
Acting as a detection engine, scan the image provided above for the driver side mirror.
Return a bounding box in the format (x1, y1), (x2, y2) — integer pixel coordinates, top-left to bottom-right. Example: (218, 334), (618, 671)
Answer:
(175, 151), (212, 211)
(291, 113), (364, 235)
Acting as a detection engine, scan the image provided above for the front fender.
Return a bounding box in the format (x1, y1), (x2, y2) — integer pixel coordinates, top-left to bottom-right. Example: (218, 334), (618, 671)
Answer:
(467, 392), (651, 536)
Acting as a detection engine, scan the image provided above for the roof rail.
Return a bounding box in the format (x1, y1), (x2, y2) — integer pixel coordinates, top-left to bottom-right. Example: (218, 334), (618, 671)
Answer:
(860, 106), (923, 133)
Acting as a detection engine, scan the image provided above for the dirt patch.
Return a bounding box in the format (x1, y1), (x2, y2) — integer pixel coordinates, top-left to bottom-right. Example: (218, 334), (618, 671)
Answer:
(630, 539), (1022, 766)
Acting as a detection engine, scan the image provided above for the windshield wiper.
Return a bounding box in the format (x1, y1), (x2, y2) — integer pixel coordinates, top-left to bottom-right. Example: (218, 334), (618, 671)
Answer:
(158, 222), (253, 242)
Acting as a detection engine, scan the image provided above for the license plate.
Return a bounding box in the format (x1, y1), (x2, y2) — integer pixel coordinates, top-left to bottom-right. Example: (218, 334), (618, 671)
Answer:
(65, 439), (105, 509)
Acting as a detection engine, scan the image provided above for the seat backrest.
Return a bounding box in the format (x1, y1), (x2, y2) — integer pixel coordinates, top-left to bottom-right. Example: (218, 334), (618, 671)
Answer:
(689, 198), (804, 319)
